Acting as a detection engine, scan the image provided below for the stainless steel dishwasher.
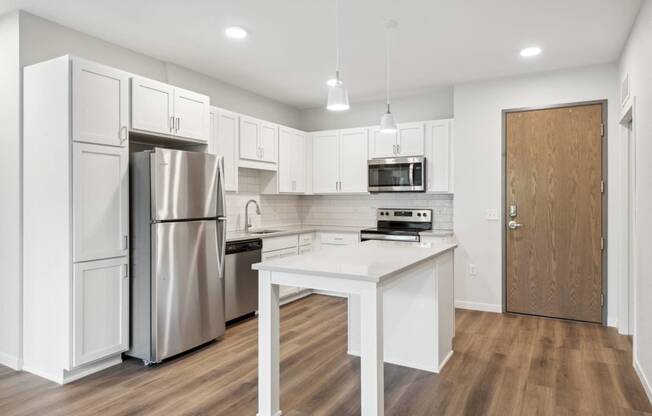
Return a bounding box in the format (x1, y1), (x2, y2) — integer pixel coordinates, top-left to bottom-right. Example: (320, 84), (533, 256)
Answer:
(225, 238), (262, 323)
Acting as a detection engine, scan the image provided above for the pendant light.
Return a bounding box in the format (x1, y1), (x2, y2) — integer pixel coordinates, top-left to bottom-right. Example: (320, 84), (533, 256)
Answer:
(380, 20), (398, 133)
(326, 0), (350, 111)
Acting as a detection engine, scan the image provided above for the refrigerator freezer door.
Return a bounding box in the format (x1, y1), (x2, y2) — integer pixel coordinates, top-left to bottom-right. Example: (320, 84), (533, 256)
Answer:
(152, 220), (225, 362)
(151, 148), (219, 221)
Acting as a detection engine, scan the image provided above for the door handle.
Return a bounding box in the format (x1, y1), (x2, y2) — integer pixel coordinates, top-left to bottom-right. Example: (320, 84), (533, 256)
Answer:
(508, 220), (523, 230)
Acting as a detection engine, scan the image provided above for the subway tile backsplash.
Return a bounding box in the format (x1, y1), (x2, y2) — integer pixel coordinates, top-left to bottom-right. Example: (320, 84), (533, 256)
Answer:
(224, 169), (454, 232)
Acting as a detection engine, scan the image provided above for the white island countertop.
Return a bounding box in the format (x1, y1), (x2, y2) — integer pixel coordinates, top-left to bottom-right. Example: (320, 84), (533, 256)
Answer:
(253, 240), (456, 283)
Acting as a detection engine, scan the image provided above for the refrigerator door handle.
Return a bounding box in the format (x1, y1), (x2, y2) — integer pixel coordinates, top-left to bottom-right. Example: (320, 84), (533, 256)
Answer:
(217, 156), (227, 279)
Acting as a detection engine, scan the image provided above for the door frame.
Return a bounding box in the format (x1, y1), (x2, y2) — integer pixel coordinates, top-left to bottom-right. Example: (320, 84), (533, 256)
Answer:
(501, 99), (608, 324)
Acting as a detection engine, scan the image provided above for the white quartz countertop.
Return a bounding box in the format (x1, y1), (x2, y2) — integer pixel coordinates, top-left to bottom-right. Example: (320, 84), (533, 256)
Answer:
(253, 240), (457, 283)
(226, 224), (364, 242)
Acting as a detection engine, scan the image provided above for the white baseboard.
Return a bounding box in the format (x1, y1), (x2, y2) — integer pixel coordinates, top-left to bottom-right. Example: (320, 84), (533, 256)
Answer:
(24, 355), (123, 385)
(439, 350), (454, 373)
(311, 290), (347, 298)
(635, 358), (652, 406)
(455, 300), (502, 313)
(0, 352), (21, 370)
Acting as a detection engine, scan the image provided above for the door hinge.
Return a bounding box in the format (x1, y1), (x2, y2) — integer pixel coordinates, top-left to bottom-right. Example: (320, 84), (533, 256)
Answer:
(601, 293), (604, 306)
(600, 180), (604, 193)
(600, 237), (604, 250)
(600, 123), (604, 137)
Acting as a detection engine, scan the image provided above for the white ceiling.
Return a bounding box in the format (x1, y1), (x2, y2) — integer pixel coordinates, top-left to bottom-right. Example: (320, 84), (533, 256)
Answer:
(2, 0), (642, 109)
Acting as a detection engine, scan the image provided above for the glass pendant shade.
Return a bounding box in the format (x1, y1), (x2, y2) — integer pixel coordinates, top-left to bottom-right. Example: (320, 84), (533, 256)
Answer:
(379, 105), (397, 133)
(327, 79), (350, 111)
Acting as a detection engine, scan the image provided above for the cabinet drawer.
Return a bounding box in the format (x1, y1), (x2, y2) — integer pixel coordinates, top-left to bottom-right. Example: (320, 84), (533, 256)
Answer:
(262, 234), (299, 252)
(298, 232), (314, 245)
(298, 245), (313, 255)
(319, 232), (358, 245)
(262, 246), (298, 260)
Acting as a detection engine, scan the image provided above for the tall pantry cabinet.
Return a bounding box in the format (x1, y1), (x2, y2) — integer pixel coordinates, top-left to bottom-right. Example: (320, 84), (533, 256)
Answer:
(23, 56), (130, 384)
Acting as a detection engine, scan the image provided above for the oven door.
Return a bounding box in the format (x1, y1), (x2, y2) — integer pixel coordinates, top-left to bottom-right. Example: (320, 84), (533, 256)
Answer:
(368, 157), (426, 192)
(361, 232), (420, 242)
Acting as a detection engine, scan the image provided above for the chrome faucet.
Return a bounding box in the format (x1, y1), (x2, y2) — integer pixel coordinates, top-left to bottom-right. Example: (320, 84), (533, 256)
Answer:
(245, 199), (261, 233)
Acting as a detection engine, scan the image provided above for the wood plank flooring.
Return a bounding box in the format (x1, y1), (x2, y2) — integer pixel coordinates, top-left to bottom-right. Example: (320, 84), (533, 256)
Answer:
(1, 295), (650, 415)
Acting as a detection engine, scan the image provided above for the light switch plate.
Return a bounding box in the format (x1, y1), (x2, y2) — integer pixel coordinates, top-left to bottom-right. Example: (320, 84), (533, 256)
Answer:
(486, 209), (498, 220)
(469, 264), (478, 276)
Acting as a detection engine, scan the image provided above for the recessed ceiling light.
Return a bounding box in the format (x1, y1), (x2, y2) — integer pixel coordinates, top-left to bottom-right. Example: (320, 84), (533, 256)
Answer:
(225, 26), (247, 39)
(520, 46), (542, 57)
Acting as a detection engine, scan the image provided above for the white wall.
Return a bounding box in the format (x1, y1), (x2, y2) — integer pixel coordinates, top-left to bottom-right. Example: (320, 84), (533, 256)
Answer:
(0, 11), (22, 370)
(619, 0), (652, 402)
(453, 64), (623, 319)
(299, 88), (453, 131)
(18, 11), (301, 128)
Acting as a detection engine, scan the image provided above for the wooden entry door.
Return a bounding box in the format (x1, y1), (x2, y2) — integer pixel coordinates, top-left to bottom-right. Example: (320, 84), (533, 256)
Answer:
(505, 103), (604, 323)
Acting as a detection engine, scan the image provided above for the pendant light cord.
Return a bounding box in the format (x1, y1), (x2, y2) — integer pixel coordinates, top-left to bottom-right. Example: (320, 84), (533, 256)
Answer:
(335, 0), (341, 80)
(385, 25), (390, 112)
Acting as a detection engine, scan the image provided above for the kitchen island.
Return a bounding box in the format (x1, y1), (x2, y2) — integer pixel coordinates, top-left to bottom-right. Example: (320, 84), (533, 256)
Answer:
(253, 240), (457, 416)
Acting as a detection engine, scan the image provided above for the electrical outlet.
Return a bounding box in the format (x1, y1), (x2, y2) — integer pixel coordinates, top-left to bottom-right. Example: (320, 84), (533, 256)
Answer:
(486, 209), (498, 220)
(469, 264), (478, 276)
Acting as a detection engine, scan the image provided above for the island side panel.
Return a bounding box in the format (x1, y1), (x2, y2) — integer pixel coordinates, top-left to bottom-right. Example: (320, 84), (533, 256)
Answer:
(437, 251), (455, 370)
(347, 253), (456, 373)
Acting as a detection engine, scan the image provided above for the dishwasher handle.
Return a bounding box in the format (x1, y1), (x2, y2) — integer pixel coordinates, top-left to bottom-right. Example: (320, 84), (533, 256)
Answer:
(225, 239), (262, 255)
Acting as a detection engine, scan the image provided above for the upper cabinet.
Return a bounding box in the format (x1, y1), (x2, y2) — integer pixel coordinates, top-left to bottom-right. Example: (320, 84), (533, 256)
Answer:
(209, 107), (239, 192)
(312, 128), (368, 194)
(72, 59), (129, 147)
(425, 119), (454, 193)
(131, 76), (210, 143)
(278, 127), (306, 193)
(239, 116), (278, 170)
(369, 122), (425, 158)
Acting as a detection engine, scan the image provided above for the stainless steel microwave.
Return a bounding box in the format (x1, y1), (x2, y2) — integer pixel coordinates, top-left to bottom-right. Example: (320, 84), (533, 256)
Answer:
(368, 157), (426, 192)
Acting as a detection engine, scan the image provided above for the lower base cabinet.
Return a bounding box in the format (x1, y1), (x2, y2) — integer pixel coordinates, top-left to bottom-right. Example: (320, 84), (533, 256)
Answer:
(72, 257), (129, 367)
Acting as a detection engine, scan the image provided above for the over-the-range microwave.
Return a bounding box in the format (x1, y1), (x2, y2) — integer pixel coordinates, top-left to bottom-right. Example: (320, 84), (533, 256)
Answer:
(368, 156), (426, 193)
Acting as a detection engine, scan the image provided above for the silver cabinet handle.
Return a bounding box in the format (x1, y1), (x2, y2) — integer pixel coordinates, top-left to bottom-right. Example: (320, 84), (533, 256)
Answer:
(397, 144), (401, 155)
(120, 126), (128, 144)
(169, 116), (174, 132)
(508, 220), (523, 230)
(176, 117), (180, 132)
(123, 263), (129, 279)
(124, 235), (129, 250)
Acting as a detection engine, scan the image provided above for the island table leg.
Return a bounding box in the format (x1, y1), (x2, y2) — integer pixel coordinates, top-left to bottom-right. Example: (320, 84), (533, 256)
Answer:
(360, 285), (384, 416)
(258, 271), (282, 416)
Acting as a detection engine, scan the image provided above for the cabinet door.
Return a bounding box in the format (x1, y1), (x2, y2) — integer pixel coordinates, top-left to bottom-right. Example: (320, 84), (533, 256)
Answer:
(369, 127), (397, 158)
(425, 119), (453, 193)
(72, 257), (129, 367)
(339, 128), (368, 193)
(239, 116), (261, 161)
(72, 59), (129, 147)
(299, 245), (313, 255)
(173, 87), (210, 142)
(292, 131), (307, 192)
(131, 77), (174, 136)
(397, 122), (425, 156)
(312, 131), (340, 193)
(73, 143), (129, 262)
(260, 122), (278, 163)
(210, 108), (239, 192)
(278, 127), (293, 192)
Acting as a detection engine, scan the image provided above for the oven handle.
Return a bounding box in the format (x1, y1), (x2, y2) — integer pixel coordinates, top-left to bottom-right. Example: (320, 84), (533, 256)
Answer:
(360, 233), (420, 242)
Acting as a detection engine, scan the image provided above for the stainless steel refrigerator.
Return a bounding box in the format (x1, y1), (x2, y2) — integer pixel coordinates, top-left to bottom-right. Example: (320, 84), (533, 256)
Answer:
(127, 148), (226, 365)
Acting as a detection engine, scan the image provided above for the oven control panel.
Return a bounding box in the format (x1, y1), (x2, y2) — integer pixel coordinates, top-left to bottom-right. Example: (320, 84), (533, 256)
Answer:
(376, 208), (432, 222)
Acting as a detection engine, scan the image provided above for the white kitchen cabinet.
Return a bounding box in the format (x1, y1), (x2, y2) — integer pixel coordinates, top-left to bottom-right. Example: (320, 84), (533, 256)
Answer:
(72, 257), (129, 367)
(339, 128), (368, 193)
(239, 116), (278, 169)
(209, 107), (239, 192)
(260, 122), (278, 163)
(131, 76), (210, 142)
(173, 87), (210, 141)
(425, 119), (454, 193)
(278, 127), (306, 193)
(73, 143), (129, 263)
(312, 129), (368, 194)
(24, 56), (130, 384)
(131, 77), (175, 136)
(262, 247), (300, 300)
(312, 130), (340, 193)
(370, 122), (425, 158)
(298, 245), (313, 255)
(72, 59), (129, 147)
